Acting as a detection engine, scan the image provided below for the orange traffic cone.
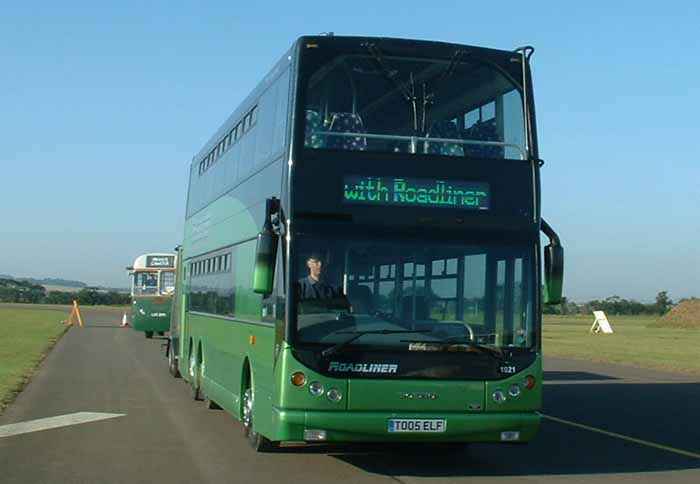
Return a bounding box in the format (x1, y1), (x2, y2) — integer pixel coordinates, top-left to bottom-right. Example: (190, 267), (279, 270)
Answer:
(120, 313), (129, 328)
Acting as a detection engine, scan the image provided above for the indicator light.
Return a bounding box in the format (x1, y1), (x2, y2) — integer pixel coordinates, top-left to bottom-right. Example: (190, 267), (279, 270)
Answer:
(290, 372), (306, 387)
(524, 375), (536, 390)
(508, 384), (521, 397)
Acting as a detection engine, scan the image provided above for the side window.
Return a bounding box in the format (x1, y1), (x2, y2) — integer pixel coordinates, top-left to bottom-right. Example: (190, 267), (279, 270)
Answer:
(187, 249), (237, 316)
(250, 106), (257, 126)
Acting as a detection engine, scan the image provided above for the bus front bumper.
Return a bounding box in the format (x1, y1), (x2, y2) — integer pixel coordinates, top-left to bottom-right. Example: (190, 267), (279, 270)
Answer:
(271, 408), (540, 443)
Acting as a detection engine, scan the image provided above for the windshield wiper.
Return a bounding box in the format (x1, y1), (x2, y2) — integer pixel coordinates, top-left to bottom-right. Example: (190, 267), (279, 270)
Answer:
(321, 329), (432, 358)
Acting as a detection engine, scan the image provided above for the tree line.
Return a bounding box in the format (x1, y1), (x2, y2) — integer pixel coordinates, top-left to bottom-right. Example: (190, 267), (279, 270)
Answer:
(544, 291), (676, 316)
(0, 279), (130, 306)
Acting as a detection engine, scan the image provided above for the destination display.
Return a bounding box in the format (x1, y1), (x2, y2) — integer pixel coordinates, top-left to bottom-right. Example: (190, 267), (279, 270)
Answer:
(343, 176), (490, 210)
(146, 255), (175, 268)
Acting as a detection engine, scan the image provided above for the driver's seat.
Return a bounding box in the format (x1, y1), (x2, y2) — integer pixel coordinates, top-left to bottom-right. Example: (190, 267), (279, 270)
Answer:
(348, 284), (374, 314)
(400, 295), (430, 320)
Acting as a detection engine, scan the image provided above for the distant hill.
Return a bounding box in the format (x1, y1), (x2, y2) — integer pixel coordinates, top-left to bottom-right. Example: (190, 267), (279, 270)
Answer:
(0, 275), (87, 288)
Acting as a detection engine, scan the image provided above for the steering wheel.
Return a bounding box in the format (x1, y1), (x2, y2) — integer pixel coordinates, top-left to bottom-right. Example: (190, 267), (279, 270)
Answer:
(462, 322), (475, 342)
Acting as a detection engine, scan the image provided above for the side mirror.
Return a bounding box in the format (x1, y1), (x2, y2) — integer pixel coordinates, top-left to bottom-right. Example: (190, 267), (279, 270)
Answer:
(543, 243), (564, 304)
(253, 198), (280, 295)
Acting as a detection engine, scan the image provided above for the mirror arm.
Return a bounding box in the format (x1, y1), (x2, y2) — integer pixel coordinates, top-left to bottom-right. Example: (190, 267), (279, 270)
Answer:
(541, 218), (560, 247)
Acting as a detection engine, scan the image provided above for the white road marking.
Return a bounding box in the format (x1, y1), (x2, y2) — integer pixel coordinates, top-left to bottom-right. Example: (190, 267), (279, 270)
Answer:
(0, 412), (125, 438)
(541, 413), (700, 460)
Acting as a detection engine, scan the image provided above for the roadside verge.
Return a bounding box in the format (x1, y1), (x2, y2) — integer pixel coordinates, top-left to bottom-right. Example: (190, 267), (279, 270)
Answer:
(0, 306), (72, 413)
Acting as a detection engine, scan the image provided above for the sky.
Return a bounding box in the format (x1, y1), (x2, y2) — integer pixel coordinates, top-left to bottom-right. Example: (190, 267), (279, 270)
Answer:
(0, 1), (698, 302)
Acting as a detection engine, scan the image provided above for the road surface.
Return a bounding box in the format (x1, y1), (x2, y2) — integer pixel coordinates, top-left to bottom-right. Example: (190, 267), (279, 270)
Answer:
(1, 306), (698, 483)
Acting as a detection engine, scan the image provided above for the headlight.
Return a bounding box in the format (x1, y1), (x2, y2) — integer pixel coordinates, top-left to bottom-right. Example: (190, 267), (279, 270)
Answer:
(326, 388), (342, 402)
(309, 381), (324, 397)
(492, 390), (506, 403)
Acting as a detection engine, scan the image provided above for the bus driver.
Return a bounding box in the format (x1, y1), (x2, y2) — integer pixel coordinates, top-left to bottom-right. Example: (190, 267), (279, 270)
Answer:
(297, 253), (343, 300)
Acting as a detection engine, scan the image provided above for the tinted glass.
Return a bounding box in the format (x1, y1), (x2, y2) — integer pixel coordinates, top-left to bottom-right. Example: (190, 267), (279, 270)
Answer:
(302, 54), (525, 159)
(293, 235), (535, 351)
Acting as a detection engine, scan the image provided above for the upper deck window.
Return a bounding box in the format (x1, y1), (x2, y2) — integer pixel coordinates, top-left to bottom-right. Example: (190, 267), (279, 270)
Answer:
(302, 52), (526, 160)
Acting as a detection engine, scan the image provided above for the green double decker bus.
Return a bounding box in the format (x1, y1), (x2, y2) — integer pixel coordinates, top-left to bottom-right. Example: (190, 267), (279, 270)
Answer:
(178, 35), (564, 451)
(128, 253), (177, 338)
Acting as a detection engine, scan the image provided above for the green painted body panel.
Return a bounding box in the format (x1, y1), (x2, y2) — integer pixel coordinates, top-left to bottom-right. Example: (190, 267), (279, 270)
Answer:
(131, 297), (172, 333)
(182, 161), (283, 259)
(347, 380), (485, 412)
(181, 313), (276, 436)
(268, 347), (542, 442)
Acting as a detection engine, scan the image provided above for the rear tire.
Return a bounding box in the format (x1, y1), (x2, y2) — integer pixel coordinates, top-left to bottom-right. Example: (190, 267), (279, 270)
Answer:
(168, 343), (180, 378)
(242, 386), (277, 452)
(145, 331), (154, 339)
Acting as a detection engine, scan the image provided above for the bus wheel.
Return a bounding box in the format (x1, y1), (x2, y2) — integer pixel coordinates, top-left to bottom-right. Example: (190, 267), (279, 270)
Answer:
(168, 344), (180, 378)
(242, 386), (276, 452)
(190, 351), (202, 401)
(157, 331), (165, 336)
(145, 331), (154, 339)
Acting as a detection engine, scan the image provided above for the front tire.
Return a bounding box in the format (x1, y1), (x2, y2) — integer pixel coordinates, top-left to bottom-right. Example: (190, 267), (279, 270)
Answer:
(145, 331), (154, 339)
(190, 351), (203, 401)
(242, 386), (276, 452)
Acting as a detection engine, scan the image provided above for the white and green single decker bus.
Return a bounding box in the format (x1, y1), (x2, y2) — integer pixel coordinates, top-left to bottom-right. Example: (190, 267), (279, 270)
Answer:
(128, 253), (177, 339)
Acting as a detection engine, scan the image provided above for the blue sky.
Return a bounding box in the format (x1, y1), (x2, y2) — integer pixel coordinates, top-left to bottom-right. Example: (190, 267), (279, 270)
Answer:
(0, 1), (698, 301)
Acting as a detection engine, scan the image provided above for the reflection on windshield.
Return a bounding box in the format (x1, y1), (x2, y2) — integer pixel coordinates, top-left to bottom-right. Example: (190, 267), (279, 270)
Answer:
(294, 237), (535, 351)
(303, 54), (525, 159)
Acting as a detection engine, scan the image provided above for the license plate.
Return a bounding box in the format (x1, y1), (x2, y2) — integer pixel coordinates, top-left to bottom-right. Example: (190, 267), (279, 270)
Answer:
(387, 419), (446, 433)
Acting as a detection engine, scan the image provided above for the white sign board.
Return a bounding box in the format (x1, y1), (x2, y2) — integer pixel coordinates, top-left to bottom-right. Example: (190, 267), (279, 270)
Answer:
(590, 311), (614, 334)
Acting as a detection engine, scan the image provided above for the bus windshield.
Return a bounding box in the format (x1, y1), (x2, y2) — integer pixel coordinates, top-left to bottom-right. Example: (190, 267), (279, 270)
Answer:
(293, 235), (536, 352)
(160, 271), (176, 295)
(133, 272), (159, 296)
(302, 53), (526, 160)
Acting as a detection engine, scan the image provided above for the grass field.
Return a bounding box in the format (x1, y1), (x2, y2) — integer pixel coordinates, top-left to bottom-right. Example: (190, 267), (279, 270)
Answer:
(0, 306), (71, 413)
(543, 314), (700, 375)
